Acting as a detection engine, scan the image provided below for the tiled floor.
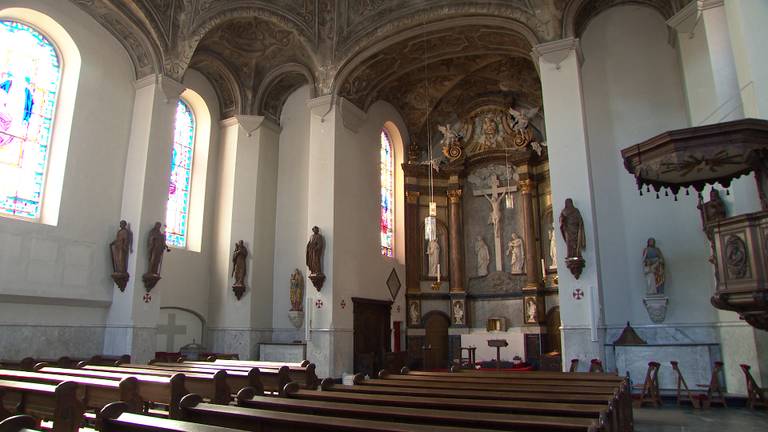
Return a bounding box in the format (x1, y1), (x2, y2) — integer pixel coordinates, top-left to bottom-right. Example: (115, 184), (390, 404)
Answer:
(634, 406), (768, 431)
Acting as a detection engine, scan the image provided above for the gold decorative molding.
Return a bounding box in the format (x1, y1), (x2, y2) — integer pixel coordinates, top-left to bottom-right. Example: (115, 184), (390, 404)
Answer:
(519, 179), (536, 194)
(447, 189), (463, 203)
(405, 190), (420, 204)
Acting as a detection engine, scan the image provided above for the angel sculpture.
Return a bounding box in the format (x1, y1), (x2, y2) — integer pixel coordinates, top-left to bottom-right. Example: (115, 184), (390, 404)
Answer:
(530, 140), (547, 157)
(507, 106), (540, 131)
(419, 157), (442, 173)
(438, 124), (459, 146)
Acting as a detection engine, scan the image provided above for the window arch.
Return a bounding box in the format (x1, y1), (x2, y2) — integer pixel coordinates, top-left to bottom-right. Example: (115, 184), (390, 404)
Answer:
(380, 128), (394, 257)
(0, 19), (61, 220)
(166, 98), (195, 248)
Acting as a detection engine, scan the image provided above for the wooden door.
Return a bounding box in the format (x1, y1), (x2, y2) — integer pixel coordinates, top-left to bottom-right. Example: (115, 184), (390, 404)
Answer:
(352, 298), (392, 376)
(424, 312), (450, 370)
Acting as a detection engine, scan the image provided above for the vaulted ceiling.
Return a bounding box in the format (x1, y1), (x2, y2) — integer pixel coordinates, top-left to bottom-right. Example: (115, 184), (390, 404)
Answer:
(71, 0), (691, 126)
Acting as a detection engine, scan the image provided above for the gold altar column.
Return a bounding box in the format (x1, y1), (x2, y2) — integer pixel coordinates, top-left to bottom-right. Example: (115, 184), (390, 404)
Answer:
(520, 178), (543, 326)
(447, 189), (465, 292)
(405, 190), (421, 293)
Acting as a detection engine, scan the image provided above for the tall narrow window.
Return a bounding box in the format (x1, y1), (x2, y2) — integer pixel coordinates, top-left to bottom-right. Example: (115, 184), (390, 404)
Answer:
(380, 128), (394, 257)
(166, 99), (195, 248)
(0, 20), (61, 220)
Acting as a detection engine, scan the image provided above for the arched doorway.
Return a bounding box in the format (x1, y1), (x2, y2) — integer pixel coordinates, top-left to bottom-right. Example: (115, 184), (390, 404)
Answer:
(423, 312), (450, 370)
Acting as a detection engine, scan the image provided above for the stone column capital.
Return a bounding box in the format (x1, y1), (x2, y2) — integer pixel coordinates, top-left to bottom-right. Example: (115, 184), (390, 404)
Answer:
(531, 37), (583, 68)
(406, 190), (420, 204)
(447, 189), (463, 203)
(519, 179), (536, 194)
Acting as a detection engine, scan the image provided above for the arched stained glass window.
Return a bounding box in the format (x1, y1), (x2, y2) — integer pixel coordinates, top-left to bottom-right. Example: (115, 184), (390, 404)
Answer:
(0, 20), (61, 220)
(166, 99), (195, 248)
(380, 128), (394, 257)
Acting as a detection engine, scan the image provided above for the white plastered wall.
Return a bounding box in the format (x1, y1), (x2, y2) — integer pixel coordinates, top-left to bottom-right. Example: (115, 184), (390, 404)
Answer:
(159, 68), (220, 336)
(581, 5), (703, 329)
(271, 85), (311, 341)
(0, 0), (135, 358)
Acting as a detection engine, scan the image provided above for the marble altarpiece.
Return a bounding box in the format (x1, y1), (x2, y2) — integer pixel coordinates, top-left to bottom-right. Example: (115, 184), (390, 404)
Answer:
(403, 103), (561, 369)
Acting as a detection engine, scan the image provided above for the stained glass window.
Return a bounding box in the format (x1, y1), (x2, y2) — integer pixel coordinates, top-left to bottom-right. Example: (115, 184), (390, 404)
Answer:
(0, 20), (61, 220)
(380, 129), (394, 257)
(166, 99), (195, 248)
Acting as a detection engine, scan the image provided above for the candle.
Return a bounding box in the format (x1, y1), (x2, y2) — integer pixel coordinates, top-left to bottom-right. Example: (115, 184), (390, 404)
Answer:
(541, 258), (546, 281)
(437, 264), (441, 282)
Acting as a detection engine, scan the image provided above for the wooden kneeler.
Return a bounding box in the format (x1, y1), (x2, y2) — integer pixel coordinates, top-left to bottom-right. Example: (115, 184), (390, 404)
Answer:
(633, 361), (661, 408)
(697, 361), (727, 408)
(569, 359), (579, 373)
(670, 361), (699, 408)
(740, 364), (767, 409)
(589, 359), (604, 373)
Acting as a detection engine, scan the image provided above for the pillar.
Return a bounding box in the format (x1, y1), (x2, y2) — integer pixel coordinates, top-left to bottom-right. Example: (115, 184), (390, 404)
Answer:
(725, 0), (768, 119)
(520, 178), (544, 330)
(103, 75), (185, 363)
(532, 38), (604, 370)
(207, 115), (280, 360)
(405, 190), (421, 294)
(447, 188), (465, 293)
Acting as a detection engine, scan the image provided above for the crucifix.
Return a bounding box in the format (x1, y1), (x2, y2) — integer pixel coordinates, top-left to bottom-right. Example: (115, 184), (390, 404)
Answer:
(473, 175), (517, 272)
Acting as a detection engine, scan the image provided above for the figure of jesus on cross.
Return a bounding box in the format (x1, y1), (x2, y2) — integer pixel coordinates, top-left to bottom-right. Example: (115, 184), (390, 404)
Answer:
(473, 175), (516, 272)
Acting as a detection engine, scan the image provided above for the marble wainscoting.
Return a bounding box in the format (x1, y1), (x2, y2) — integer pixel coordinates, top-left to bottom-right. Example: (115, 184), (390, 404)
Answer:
(0, 324), (105, 360)
(271, 327), (305, 343)
(307, 328), (353, 379)
(103, 325), (156, 363)
(206, 328), (273, 360)
(562, 326), (607, 372)
(259, 342), (307, 362)
(604, 323), (722, 392)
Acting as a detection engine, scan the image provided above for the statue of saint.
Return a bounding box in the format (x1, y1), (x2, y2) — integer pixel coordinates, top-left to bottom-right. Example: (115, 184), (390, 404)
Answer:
(409, 301), (420, 326)
(642, 238), (665, 295)
(110, 220), (132, 275)
(559, 198), (586, 258)
(231, 240), (248, 289)
(305, 226), (324, 276)
(146, 222), (170, 276)
(453, 301), (464, 325)
(506, 232), (524, 274)
(474, 237), (490, 277)
(548, 226), (557, 269)
(525, 297), (537, 323)
(289, 269), (304, 311)
(426, 238), (440, 277)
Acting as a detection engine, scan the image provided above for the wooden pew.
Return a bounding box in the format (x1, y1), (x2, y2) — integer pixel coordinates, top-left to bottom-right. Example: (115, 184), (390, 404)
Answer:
(439, 368), (623, 382)
(179, 393), (572, 432)
(178, 360), (318, 390)
(246, 384), (609, 431)
(94, 363), (263, 396)
(381, 370), (621, 388)
(69, 365), (232, 404)
(326, 379), (629, 432)
(211, 359), (310, 368)
(278, 383), (611, 421)
(0, 380), (83, 432)
(152, 362), (294, 392)
(0, 414), (38, 432)
(358, 376), (617, 395)
(32, 367), (186, 419)
(96, 402), (248, 432)
(0, 369), (142, 414)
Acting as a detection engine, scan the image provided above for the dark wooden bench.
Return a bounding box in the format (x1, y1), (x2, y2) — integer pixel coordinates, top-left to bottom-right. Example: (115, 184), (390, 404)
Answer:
(100, 363), (264, 394)
(177, 360), (318, 390)
(0, 379), (83, 432)
(33, 367), (187, 418)
(381, 370), (621, 388)
(179, 393), (558, 432)
(61, 364), (230, 405)
(278, 383), (611, 421)
(0, 369), (141, 414)
(358, 376), (617, 395)
(426, 368), (623, 382)
(239, 386), (606, 431)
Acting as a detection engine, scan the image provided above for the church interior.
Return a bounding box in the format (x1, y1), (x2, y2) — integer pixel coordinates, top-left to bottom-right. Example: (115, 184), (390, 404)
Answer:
(0, 0), (767, 430)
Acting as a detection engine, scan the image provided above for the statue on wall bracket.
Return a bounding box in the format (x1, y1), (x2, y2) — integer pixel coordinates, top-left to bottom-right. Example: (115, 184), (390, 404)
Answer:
(559, 199), (586, 279)
(142, 222), (170, 291)
(642, 238), (668, 323)
(110, 220), (132, 291)
(231, 240), (248, 300)
(306, 226), (326, 290)
(288, 269), (305, 329)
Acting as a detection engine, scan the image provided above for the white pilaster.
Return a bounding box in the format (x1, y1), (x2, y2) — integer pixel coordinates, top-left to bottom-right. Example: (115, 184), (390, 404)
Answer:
(668, 0), (743, 124)
(207, 115), (280, 359)
(725, 0), (768, 119)
(104, 75), (185, 363)
(532, 38), (604, 370)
